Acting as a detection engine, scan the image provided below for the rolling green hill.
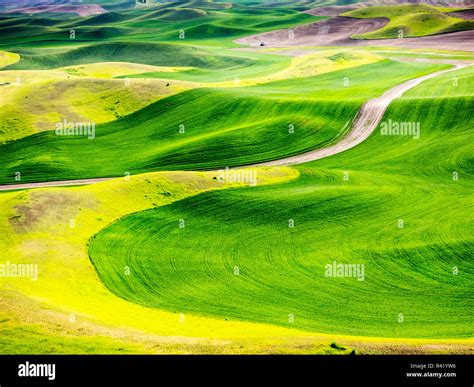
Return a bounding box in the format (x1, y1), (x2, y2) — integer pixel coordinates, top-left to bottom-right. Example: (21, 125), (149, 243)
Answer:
(344, 4), (474, 39)
(0, 60), (445, 184)
(89, 65), (474, 339)
(5, 41), (249, 70)
(0, 0), (472, 354)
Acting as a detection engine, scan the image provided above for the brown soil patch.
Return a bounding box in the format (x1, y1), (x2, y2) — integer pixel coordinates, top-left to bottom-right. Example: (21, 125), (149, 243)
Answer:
(10, 190), (97, 233)
(235, 16), (389, 47)
(448, 9), (474, 20)
(236, 14), (474, 52)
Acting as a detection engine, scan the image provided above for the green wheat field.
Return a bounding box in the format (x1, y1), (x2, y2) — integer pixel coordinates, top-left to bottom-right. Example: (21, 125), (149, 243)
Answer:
(0, 0), (472, 354)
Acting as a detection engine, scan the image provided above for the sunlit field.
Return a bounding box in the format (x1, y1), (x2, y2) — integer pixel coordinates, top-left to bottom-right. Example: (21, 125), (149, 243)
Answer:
(0, 0), (472, 355)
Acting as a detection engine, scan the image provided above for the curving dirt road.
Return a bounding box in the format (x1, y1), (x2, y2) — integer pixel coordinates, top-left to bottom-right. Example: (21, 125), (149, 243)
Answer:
(235, 16), (389, 47)
(0, 177), (113, 192)
(253, 63), (470, 167)
(0, 62), (469, 191)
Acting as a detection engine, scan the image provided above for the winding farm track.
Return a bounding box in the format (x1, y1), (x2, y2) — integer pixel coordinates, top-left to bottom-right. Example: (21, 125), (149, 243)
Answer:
(0, 61), (470, 191)
(253, 62), (470, 167)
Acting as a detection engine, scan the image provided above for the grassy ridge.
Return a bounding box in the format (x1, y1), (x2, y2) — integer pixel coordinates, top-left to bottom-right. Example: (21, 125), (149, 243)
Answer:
(344, 4), (474, 39)
(122, 49), (380, 83)
(4, 40), (291, 86)
(0, 60), (445, 184)
(0, 49), (380, 144)
(89, 65), (473, 339)
(0, 72), (192, 143)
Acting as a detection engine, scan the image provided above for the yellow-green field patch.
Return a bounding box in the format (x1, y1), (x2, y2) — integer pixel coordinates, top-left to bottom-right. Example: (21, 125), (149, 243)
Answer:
(60, 62), (193, 78)
(0, 51), (20, 69)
